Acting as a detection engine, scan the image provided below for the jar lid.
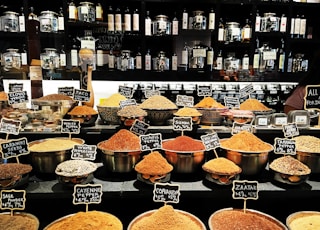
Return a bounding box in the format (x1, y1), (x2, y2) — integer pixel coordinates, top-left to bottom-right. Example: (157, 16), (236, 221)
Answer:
(40, 10), (58, 15)
(193, 10), (204, 15)
(155, 15), (168, 20)
(3, 11), (19, 15)
(79, 2), (95, 5)
(6, 48), (19, 52)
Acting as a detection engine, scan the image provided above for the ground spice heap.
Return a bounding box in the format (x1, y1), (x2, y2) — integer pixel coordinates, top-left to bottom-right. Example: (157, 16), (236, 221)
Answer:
(36, 93), (73, 101)
(135, 151), (173, 175)
(68, 105), (98, 115)
(174, 107), (202, 117)
(220, 130), (272, 152)
(117, 105), (147, 117)
(240, 98), (271, 111)
(98, 129), (140, 151)
(0, 163), (32, 180)
(139, 95), (177, 109)
(194, 97), (225, 108)
(162, 135), (205, 151)
(99, 93), (127, 107)
(130, 205), (203, 230)
(0, 91), (8, 100)
(0, 213), (39, 230)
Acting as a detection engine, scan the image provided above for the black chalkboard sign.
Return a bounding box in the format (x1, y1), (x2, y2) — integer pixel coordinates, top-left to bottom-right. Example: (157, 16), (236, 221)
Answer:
(9, 83), (23, 92)
(0, 118), (21, 135)
(232, 180), (259, 200)
(130, 120), (149, 135)
(61, 119), (81, 134)
(197, 85), (212, 97)
(173, 117), (193, 131)
(1, 189), (26, 211)
(7, 91), (28, 105)
(282, 123), (299, 138)
(73, 184), (103, 205)
(201, 133), (220, 151)
(176, 95), (194, 107)
(145, 90), (161, 99)
(231, 122), (252, 135)
(239, 84), (254, 98)
(73, 89), (90, 102)
(119, 99), (137, 108)
(153, 183), (180, 204)
(0, 137), (29, 159)
(304, 85), (320, 110)
(119, 86), (134, 99)
(273, 138), (296, 155)
(71, 144), (97, 161)
(224, 96), (240, 109)
(58, 87), (75, 97)
(139, 133), (162, 151)
(93, 28), (124, 51)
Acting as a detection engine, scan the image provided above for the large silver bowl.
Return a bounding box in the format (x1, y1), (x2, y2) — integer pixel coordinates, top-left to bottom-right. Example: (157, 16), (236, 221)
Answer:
(197, 107), (227, 125)
(296, 151), (320, 174)
(144, 108), (177, 126)
(286, 211), (320, 230)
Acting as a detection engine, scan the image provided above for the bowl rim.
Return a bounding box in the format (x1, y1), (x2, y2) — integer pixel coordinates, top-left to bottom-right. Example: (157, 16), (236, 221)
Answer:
(0, 212), (40, 230)
(286, 210), (320, 228)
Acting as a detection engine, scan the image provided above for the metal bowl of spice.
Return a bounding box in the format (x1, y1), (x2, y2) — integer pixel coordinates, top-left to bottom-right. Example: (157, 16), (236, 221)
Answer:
(0, 163), (33, 189)
(174, 107), (202, 125)
(97, 106), (121, 125)
(68, 105), (98, 127)
(117, 105), (147, 128)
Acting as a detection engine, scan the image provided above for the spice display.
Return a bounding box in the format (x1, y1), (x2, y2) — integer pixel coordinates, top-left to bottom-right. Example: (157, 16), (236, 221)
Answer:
(288, 212), (320, 230)
(0, 91), (8, 100)
(209, 209), (285, 230)
(162, 135), (205, 151)
(29, 138), (82, 152)
(139, 95), (177, 109)
(220, 130), (273, 152)
(68, 105), (98, 115)
(99, 93), (127, 107)
(293, 135), (320, 153)
(174, 107), (202, 117)
(130, 205), (203, 230)
(55, 160), (97, 177)
(98, 129), (140, 151)
(46, 211), (122, 230)
(239, 98), (271, 111)
(269, 156), (311, 176)
(117, 105), (147, 117)
(194, 97), (225, 108)
(0, 163), (32, 179)
(0, 213), (39, 230)
(35, 94), (73, 101)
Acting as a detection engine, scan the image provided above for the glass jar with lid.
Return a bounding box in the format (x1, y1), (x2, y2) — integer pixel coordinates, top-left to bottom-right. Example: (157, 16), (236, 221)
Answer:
(152, 15), (171, 36)
(261, 12), (280, 32)
(189, 41), (207, 70)
(78, 2), (95, 22)
(153, 51), (169, 71)
(39, 11), (58, 32)
(40, 48), (60, 70)
(2, 11), (19, 32)
(117, 50), (134, 71)
(225, 22), (241, 43)
(192, 11), (206, 30)
(3, 48), (21, 71)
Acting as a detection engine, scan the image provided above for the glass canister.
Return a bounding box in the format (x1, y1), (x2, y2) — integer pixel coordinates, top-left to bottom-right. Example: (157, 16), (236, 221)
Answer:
(39, 11), (58, 32)
(40, 48), (60, 69)
(189, 41), (207, 69)
(152, 15), (171, 35)
(78, 2), (95, 22)
(117, 50), (134, 71)
(153, 51), (169, 71)
(261, 12), (280, 32)
(3, 48), (21, 70)
(225, 22), (241, 43)
(192, 11), (206, 30)
(2, 11), (19, 32)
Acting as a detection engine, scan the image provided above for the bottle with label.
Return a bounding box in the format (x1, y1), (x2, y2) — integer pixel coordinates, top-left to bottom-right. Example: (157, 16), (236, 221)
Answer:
(182, 8), (188, 30)
(145, 49), (151, 70)
(96, 44), (104, 68)
(68, 0), (78, 21)
(255, 11), (261, 32)
(115, 7), (122, 32)
(20, 44), (28, 71)
(206, 46), (214, 71)
(133, 8), (139, 33)
(59, 45), (67, 69)
(108, 49), (115, 70)
(124, 7), (131, 33)
(172, 53), (178, 71)
(218, 18), (225, 42)
(208, 8), (215, 31)
(215, 50), (223, 70)
(96, 2), (103, 22)
(19, 7), (26, 32)
(107, 6), (115, 33)
(293, 14), (301, 38)
(135, 48), (142, 70)
(181, 42), (189, 71)
(253, 38), (260, 74)
(287, 52), (293, 73)
(70, 39), (79, 67)
(145, 10), (152, 36)
(241, 18), (251, 43)
(242, 52), (249, 70)
(172, 12), (179, 35)
(278, 38), (285, 72)
(280, 14), (287, 33)
(299, 14), (306, 39)
(58, 7), (65, 32)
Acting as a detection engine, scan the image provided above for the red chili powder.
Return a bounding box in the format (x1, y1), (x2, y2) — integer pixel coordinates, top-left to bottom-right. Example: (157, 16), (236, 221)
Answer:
(98, 129), (140, 151)
(162, 135), (205, 151)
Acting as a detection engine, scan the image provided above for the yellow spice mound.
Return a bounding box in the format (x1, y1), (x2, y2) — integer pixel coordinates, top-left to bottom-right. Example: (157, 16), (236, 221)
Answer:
(46, 211), (122, 230)
(289, 213), (320, 230)
(99, 93), (127, 107)
(202, 157), (242, 175)
(240, 98), (270, 111)
(135, 151), (173, 175)
(174, 107), (202, 117)
(29, 138), (82, 152)
(220, 131), (272, 152)
(139, 95), (177, 109)
(130, 205), (203, 230)
(194, 97), (225, 108)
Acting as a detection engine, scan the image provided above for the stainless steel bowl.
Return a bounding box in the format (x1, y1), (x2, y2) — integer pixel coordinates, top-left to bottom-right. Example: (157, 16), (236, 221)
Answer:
(97, 105), (121, 125)
(144, 109), (177, 125)
(286, 211), (320, 230)
(29, 138), (84, 174)
(197, 108), (227, 125)
(296, 150), (320, 174)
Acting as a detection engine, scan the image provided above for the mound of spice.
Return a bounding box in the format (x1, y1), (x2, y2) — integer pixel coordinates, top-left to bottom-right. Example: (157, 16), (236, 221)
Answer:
(68, 105), (98, 115)
(162, 135), (205, 151)
(194, 97), (225, 108)
(99, 93), (127, 107)
(117, 105), (147, 117)
(130, 205), (203, 230)
(0, 213), (39, 230)
(174, 107), (202, 117)
(98, 129), (140, 151)
(0, 163), (32, 179)
(35, 93), (73, 101)
(139, 95), (177, 109)
(220, 131), (272, 152)
(0, 91), (8, 100)
(239, 98), (271, 111)
(293, 135), (320, 153)
(135, 151), (173, 175)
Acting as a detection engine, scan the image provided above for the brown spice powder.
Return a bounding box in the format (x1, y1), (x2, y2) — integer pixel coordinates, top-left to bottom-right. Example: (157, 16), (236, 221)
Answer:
(0, 163), (32, 179)
(194, 97), (225, 108)
(36, 94), (73, 101)
(162, 135), (205, 151)
(98, 129), (140, 151)
(0, 214), (39, 230)
(135, 151), (173, 175)
(68, 105), (98, 115)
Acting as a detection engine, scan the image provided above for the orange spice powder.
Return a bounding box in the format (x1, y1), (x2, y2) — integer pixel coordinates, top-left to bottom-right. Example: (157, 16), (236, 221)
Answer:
(68, 105), (98, 115)
(239, 98), (270, 111)
(98, 129), (140, 151)
(162, 135), (205, 151)
(135, 151), (173, 175)
(194, 97), (224, 108)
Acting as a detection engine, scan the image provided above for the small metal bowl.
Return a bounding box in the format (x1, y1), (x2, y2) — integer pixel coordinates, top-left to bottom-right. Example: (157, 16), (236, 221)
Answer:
(119, 116), (146, 128)
(296, 150), (320, 174)
(96, 105), (121, 125)
(137, 172), (171, 185)
(270, 169), (309, 185)
(197, 107), (227, 126)
(286, 211), (320, 230)
(144, 108), (177, 126)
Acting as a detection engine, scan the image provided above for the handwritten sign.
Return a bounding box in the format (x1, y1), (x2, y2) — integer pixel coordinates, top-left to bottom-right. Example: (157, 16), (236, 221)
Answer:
(130, 120), (149, 135)
(119, 99), (137, 108)
(239, 84), (254, 98)
(58, 87), (75, 97)
(231, 122), (252, 135)
(0, 138), (29, 159)
(224, 96), (240, 109)
(73, 89), (90, 102)
(273, 138), (296, 155)
(73, 184), (103, 205)
(176, 95), (194, 107)
(9, 83), (23, 92)
(173, 117), (192, 131)
(283, 123), (299, 138)
(139, 133), (162, 151)
(304, 85), (320, 110)
(7, 91), (28, 105)
(1, 190), (26, 211)
(119, 86), (134, 99)
(145, 90), (161, 98)
(201, 133), (220, 151)
(61, 119), (80, 134)
(0, 118), (21, 135)
(232, 180), (259, 200)
(153, 183), (180, 204)
(71, 144), (97, 161)
(197, 85), (212, 97)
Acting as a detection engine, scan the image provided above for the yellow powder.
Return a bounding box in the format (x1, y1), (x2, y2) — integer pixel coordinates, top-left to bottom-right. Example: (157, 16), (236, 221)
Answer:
(174, 107), (202, 117)
(239, 98), (270, 111)
(194, 97), (224, 108)
(99, 93), (127, 107)
(29, 138), (82, 152)
(289, 214), (320, 230)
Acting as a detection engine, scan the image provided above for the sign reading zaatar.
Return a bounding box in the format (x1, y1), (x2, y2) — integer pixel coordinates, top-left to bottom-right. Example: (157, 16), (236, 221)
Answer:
(73, 89), (90, 102)
(0, 137), (29, 159)
(232, 180), (259, 200)
(139, 133), (162, 151)
(73, 184), (103, 205)
(1, 190), (26, 210)
(231, 122), (252, 135)
(173, 117), (192, 131)
(119, 99), (137, 108)
(239, 84), (254, 98)
(145, 90), (161, 98)
(153, 183), (180, 204)
(130, 119), (149, 135)
(273, 138), (296, 155)
(71, 144), (97, 161)
(61, 119), (80, 134)
(119, 85), (134, 99)
(9, 83), (23, 92)
(7, 91), (28, 105)
(304, 85), (320, 110)
(283, 123), (299, 138)
(201, 132), (220, 151)
(197, 85), (212, 97)
(0, 118), (21, 135)
(58, 86), (75, 97)
(224, 96), (240, 109)
(176, 95), (194, 107)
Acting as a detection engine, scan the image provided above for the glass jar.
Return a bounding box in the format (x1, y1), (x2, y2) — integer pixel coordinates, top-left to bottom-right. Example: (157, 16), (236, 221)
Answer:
(225, 22), (241, 43)
(261, 12), (280, 32)
(2, 11), (19, 32)
(152, 15), (171, 36)
(3, 48), (21, 71)
(153, 51), (169, 71)
(192, 11), (206, 30)
(78, 2), (95, 22)
(189, 41), (207, 70)
(40, 48), (60, 69)
(39, 11), (58, 32)
(117, 50), (134, 71)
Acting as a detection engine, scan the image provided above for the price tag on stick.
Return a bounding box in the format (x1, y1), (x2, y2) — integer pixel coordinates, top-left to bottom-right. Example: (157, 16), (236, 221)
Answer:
(282, 123), (299, 138)
(73, 89), (91, 102)
(173, 117), (192, 132)
(304, 85), (320, 110)
(273, 138), (296, 155)
(61, 119), (81, 138)
(1, 189), (26, 214)
(139, 133), (162, 151)
(153, 183), (180, 204)
(0, 137), (29, 163)
(197, 85), (212, 97)
(232, 180), (259, 211)
(130, 120), (149, 136)
(58, 87), (75, 97)
(119, 86), (134, 99)
(201, 132), (220, 158)
(71, 144), (97, 161)
(7, 91), (28, 105)
(0, 118), (21, 138)
(73, 184), (103, 212)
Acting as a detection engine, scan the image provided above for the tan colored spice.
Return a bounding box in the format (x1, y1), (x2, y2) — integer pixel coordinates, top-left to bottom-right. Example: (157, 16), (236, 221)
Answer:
(202, 157), (241, 175)
(98, 129), (140, 151)
(117, 105), (147, 117)
(139, 95), (177, 109)
(99, 93), (127, 107)
(36, 94), (73, 101)
(135, 151), (173, 175)
(174, 107), (202, 117)
(0, 213), (39, 230)
(194, 97), (225, 108)
(269, 155), (311, 175)
(0, 91), (8, 100)
(29, 138), (82, 152)
(240, 98), (271, 111)
(68, 105), (98, 115)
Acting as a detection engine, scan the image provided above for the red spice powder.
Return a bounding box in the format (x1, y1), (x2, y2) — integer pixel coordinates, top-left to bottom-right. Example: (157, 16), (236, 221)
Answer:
(98, 129), (140, 151)
(162, 135), (205, 151)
